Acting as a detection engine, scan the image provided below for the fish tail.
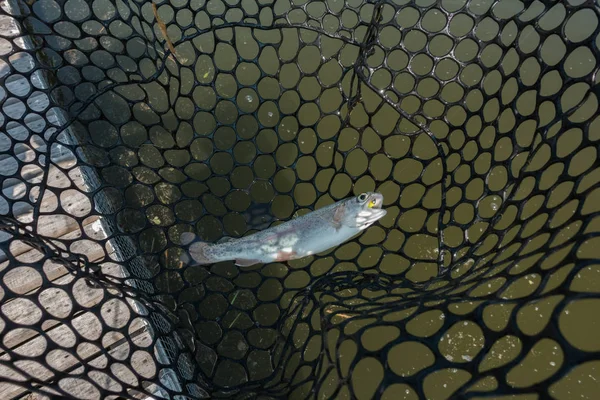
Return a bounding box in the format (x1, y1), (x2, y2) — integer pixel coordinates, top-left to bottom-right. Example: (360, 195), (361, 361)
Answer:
(187, 241), (215, 265)
(180, 232), (217, 266)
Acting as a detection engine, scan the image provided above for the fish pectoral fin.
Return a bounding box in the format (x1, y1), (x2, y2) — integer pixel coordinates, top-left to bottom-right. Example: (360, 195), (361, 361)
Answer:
(331, 203), (346, 230)
(235, 259), (261, 267)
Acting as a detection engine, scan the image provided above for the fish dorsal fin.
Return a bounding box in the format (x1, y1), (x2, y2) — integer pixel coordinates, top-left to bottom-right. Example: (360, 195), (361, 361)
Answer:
(235, 259), (261, 267)
(218, 236), (234, 244)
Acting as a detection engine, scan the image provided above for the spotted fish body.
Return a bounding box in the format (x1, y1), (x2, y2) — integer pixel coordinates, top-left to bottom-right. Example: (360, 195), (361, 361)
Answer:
(181, 192), (387, 267)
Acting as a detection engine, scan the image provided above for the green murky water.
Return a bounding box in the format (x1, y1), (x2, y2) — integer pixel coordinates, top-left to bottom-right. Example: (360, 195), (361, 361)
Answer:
(81, 0), (600, 397)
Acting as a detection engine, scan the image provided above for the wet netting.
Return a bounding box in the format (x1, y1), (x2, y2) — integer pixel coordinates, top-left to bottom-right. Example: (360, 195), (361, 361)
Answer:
(1, 0), (600, 398)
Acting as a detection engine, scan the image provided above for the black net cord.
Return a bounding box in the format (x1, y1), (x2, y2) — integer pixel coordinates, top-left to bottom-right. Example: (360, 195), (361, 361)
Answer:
(1, 0), (600, 399)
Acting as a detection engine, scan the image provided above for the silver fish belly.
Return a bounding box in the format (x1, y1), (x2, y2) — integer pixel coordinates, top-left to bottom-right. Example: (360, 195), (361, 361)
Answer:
(181, 192), (387, 268)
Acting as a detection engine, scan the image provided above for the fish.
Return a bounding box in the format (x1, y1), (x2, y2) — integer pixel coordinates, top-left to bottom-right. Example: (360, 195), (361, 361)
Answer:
(180, 192), (387, 268)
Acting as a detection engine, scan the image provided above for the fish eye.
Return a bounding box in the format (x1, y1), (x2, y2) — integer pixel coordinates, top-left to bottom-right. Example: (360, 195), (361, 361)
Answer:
(358, 193), (368, 202)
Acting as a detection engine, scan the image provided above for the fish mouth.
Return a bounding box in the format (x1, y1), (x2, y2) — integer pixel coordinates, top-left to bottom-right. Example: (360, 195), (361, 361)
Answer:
(355, 193), (387, 228)
(355, 209), (387, 230)
(357, 208), (387, 223)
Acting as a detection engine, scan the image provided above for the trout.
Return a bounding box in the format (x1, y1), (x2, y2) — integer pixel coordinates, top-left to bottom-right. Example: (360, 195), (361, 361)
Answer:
(180, 192), (387, 267)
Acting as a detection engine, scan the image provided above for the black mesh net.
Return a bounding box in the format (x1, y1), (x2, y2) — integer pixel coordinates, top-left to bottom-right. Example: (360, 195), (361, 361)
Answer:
(1, 0), (600, 398)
